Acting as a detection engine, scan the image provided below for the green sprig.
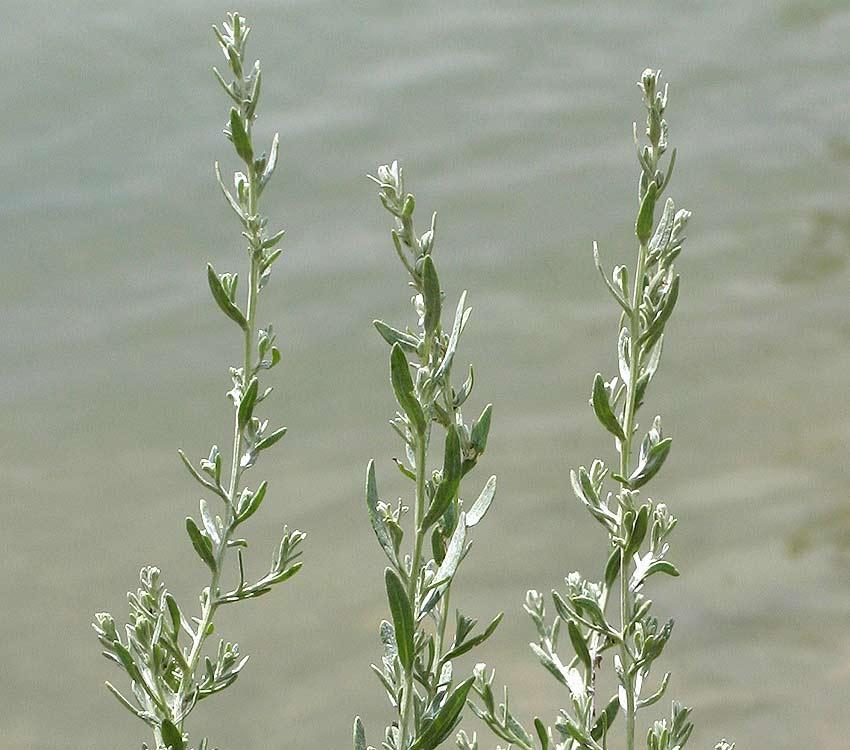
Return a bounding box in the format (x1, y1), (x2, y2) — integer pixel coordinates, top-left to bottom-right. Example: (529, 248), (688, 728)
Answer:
(354, 162), (501, 750)
(92, 14), (303, 750)
(468, 69), (735, 750)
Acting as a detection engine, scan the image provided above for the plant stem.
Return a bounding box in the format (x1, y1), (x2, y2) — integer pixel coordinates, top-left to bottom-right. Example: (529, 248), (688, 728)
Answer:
(177, 162), (261, 732)
(399, 432), (427, 750)
(617, 239), (647, 750)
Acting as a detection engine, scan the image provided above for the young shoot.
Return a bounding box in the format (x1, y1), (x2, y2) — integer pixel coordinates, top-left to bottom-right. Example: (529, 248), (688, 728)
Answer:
(92, 14), (303, 750)
(353, 162), (502, 750)
(466, 70), (734, 750)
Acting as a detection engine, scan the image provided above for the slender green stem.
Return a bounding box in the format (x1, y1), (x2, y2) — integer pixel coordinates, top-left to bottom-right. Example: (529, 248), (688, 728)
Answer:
(177, 165), (261, 731)
(617, 240), (647, 750)
(399, 433), (427, 750)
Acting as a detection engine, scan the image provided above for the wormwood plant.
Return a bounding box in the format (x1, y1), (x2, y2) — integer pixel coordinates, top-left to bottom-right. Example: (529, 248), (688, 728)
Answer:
(92, 14), (303, 750)
(465, 71), (734, 750)
(353, 162), (503, 750)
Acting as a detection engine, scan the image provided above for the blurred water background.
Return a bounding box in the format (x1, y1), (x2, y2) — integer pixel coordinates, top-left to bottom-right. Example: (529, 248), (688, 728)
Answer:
(2, 1), (849, 748)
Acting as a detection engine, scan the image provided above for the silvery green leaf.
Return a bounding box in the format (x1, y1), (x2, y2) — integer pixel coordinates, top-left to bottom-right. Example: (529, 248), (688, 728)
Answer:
(389, 344), (426, 435)
(214, 162), (247, 223)
(591, 373), (625, 441)
(421, 255), (441, 337)
(207, 263), (248, 330)
(625, 437), (672, 489)
(617, 328), (631, 386)
(635, 180), (658, 244)
(408, 676), (475, 750)
(178, 450), (225, 499)
(384, 567), (414, 671)
(353, 716), (366, 750)
(422, 426), (462, 529)
(430, 513), (467, 589)
(466, 475), (496, 527)
(235, 481), (266, 526)
(255, 426), (286, 452)
(567, 620), (591, 671)
(104, 681), (144, 721)
(649, 197), (676, 257)
(374, 320), (420, 353)
(534, 718), (549, 750)
(604, 547), (621, 589)
(453, 365), (474, 407)
(529, 642), (569, 688)
(441, 612), (503, 663)
(185, 517), (217, 572)
(624, 504), (649, 557)
(590, 696), (619, 741)
(469, 403), (492, 454)
(261, 133), (280, 189)
(228, 107), (253, 163)
(636, 671), (671, 709)
(435, 291), (467, 381)
(638, 275), (679, 348)
(365, 461), (396, 564)
(161, 719), (184, 750)
(593, 242), (631, 314)
(379, 619), (398, 664)
(199, 499), (220, 546)
(237, 377), (258, 429)
(644, 560), (679, 579)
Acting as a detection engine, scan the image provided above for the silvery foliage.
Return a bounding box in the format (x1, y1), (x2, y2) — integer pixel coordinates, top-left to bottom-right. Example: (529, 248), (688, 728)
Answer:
(92, 14), (303, 750)
(353, 162), (503, 750)
(464, 71), (734, 750)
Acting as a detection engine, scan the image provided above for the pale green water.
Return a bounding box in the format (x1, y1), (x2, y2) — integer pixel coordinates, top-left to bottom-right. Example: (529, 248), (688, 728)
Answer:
(2, 1), (849, 748)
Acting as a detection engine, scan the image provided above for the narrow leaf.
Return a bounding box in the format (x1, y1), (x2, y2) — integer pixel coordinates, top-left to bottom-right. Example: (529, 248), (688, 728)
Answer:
(431, 513), (467, 588)
(229, 107), (253, 163)
(161, 719), (184, 750)
(466, 475), (496, 527)
(186, 517), (217, 572)
(636, 180), (658, 244)
(255, 426), (287, 452)
(366, 461), (396, 563)
(384, 567), (415, 671)
(207, 263), (247, 330)
(421, 255), (441, 337)
(389, 343), (426, 435)
(422, 426), (462, 529)
(434, 291), (467, 381)
(591, 373), (625, 441)
(567, 620), (592, 671)
(374, 320), (420, 352)
(353, 716), (366, 750)
(470, 403), (492, 454)
(409, 676), (475, 750)
(238, 377), (258, 430)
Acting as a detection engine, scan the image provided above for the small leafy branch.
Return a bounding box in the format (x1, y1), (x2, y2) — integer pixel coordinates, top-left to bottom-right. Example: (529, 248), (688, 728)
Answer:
(353, 162), (503, 750)
(92, 13), (303, 750)
(465, 71), (734, 750)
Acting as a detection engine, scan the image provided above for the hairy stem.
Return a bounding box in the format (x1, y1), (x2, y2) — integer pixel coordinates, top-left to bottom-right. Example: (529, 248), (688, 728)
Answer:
(400, 433), (427, 750)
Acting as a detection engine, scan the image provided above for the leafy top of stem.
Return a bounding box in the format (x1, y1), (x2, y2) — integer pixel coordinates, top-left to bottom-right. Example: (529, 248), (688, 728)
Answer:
(353, 162), (502, 750)
(466, 70), (734, 750)
(92, 13), (303, 750)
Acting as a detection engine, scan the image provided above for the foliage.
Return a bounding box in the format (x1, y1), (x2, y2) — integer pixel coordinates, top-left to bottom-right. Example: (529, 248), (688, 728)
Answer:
(353, 161), (502, 750)
(465, 70), (734, 750)
(92, 14), (303, 749)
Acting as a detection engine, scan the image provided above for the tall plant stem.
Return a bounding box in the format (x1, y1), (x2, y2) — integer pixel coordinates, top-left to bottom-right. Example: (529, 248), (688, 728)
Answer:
(178, 161), (261, 728)
(618, 239), (647, 750)
(399, 433), (428, 750)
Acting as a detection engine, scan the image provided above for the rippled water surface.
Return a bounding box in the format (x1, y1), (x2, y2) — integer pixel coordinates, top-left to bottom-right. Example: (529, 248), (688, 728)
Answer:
(2, 1), (849, 748)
